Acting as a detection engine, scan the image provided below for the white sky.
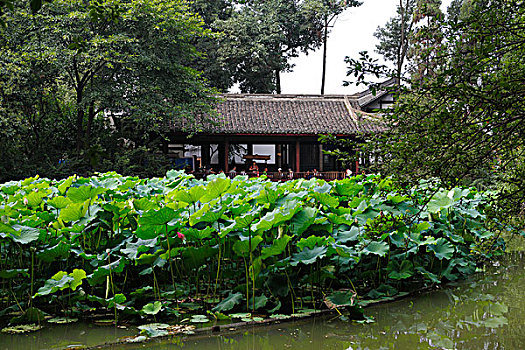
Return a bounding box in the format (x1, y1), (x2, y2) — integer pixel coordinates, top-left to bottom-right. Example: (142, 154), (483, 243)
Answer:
(280, 0), (452, 94)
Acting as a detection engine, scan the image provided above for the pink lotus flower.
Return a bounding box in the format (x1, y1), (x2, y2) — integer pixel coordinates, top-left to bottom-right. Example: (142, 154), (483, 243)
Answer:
(177, 232), (185, 240)
(23, 197), (28, 205)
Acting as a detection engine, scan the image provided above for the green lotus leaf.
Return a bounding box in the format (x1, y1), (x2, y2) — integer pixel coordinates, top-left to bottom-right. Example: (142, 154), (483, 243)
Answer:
(313, 192), (339, 208)
(7, 225), (40, 244)
(363, 241), (389, 257)
(334, 181), (364, 197)
(387, 260), (414, 280)
(428, 238), (455, 260)
(233, 236), (263, 258)
(121, 238), (158, 260)
(170, 185), (206, 204)
(335, 226), (360, 243)
(35, 269), (86, 296)
(133, 198), (157, 211)
(290, 207), (317, 235)
(47, 317), (78, 324)
(88, 259), (125, 285)
(1, 324), (43, 334)
(66, 185), (106, 203)
(181, 246), (218, 269)
(25, 191), (45, 207)
(297, 235), (329, 250)
(261, 235), (291, 260)
(183, 226), (215, 241)
(142, 301), (162, 315)
(135, 224), (163, 240)
(140, 207), (178, 226)
(37, 242), (70, 262)
(200, 177), (231, 203)
(59, 200), (89, 222)
(291, 246), (327, 266)
(251, 200), (301, 233)
(189, 204), (226, 226)
(427, 191), (455, 213)
(249, 294), (268, 310)
(190, 314), (210, 323)
(0, 269), (29, 279)
(326, 291), (356, 307)
(212, 292), (243, 312)
(47, 196), (71, 209)
(138, 323), (170, 337)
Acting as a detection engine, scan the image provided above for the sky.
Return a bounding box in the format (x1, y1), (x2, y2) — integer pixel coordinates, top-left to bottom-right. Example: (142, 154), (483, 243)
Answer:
(280, 0), (452, 95)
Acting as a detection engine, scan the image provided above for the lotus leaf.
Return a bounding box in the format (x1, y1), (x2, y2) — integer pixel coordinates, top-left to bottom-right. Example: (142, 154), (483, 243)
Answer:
(67, 185), (106, 203)
(326, 291), (356, 307)
(47, 317), (78, 324)
(233, 236), (263, 257)
(59, 201), (89, 222)
(47, 196), (71, 209)
(201, 177), (231, 203)
(35, 269), (86, 296)
(291, 246), (328, 266)
(142, 301), (162, 315)
(362, 241), (389, 257)
(212, 292), (243, 312)
(190, 314), (209, 323)
(140, 207), (178, 226)
(1, 324), (43, 334)
(387, 260), (414, 280)
(428, 238), (455, 260)
(261, 235), (291, 260)
(290, 207), (317, 235)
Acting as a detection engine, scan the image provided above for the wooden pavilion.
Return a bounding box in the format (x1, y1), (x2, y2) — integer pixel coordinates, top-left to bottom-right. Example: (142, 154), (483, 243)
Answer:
(164, 93), (386, 178)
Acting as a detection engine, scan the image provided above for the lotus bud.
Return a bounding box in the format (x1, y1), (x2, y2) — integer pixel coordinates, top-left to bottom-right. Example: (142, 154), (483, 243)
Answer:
(177, 231), (185, 240)
(23, 197), (29, 205)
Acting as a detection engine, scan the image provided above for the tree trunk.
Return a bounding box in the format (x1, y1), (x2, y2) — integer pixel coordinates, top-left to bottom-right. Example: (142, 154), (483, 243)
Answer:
(86, 102), (95, 148)
(321, 16), (328, 95)
(76, 102), (84, 153)
(275, 69), (281, 94)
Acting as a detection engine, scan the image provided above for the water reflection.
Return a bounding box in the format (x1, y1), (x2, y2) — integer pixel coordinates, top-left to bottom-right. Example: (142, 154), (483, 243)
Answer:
(134, 252), (525, 350)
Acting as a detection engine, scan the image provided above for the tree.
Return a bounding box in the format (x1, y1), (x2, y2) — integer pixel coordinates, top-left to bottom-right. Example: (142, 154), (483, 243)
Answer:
(0, 0), (216, 180)
(373, 0), (416, 84)
(302, 0), (362, 94)
(362, 0), (525, 220)
(408, 0), (444, 83)
(213, 0), (325, 93)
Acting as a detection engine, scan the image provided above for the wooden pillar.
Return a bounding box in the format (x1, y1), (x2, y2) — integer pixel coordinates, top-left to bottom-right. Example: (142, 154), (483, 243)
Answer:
(218, 143), (225, 171)
(319, 143), (324, 171)
(202, 143), (210, 170)
(224, 140), (229, 173)
(276, 144), (282, 168)
(295, 140), (300, 172)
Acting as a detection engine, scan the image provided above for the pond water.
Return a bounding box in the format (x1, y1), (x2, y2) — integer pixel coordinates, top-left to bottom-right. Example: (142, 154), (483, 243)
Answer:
(2, 250), (525, 350)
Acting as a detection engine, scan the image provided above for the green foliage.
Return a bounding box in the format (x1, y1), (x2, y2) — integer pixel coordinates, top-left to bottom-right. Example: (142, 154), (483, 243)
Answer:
(0, 171), (508, 323)
(0, 0), (217, 182)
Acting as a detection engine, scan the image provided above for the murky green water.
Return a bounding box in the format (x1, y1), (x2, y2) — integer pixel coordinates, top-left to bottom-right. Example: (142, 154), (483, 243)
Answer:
(2, 251), (525, 350)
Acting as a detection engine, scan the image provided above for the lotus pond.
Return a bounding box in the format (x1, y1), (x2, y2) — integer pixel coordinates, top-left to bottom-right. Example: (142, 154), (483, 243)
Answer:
(1, 250), (525, 349)
(0, 171), (515, 341)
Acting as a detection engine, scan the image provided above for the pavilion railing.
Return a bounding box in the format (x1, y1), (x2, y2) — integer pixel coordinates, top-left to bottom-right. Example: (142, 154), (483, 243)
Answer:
(191, 171), (349, 181)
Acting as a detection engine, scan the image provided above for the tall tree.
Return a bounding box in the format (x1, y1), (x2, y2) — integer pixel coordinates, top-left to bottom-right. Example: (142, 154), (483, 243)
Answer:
(302, 0), (362, 94)
(362, 0), (525, 220)
(408, 0), (444, 83)
(0, 0), (216, 179)
(214, 0), (324, 93)
(373, 0), (416, 84)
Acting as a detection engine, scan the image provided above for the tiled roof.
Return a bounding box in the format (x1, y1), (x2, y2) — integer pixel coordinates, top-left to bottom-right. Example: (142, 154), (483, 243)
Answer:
(205, 94), (385, 135)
